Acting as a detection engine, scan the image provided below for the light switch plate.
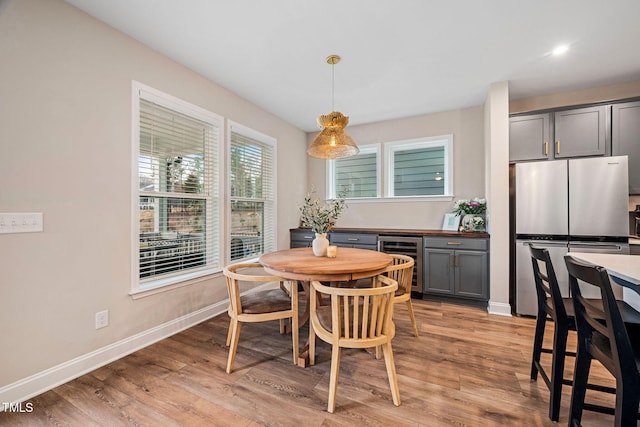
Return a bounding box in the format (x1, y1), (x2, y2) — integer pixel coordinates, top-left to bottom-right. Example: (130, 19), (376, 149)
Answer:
(0, 213), (44, 234)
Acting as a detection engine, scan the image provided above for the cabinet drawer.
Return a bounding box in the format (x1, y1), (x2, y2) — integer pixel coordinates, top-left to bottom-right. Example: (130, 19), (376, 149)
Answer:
(330, 232), (378, 246)
(290, 230), (315, 248)
(423, 236), (487, 251)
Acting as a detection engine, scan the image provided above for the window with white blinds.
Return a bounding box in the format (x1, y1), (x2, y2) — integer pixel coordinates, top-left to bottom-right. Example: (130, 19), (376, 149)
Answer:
(386, 136), (453, 197)
(330, 145), (379, 198)
(229, 123), (276, 261)
(134, 82), (221, 289)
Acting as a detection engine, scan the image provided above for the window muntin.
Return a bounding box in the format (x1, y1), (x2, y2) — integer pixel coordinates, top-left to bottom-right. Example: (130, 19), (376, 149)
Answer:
(134, 83), (221, 290)
(229, 124), (276, 261)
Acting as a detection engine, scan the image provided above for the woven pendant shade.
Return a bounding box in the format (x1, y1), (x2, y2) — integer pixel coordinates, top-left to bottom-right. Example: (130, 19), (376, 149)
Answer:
(307, 111), (359, 159)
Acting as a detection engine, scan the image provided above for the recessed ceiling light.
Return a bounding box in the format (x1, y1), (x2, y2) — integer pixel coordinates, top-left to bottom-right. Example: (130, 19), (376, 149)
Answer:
(552, 44), (569, 56)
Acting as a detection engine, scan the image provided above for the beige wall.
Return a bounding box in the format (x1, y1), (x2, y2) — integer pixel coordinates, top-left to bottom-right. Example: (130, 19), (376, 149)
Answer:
(306, 107), (486, 229)
(510, 79), (640, 114)
(0, 0), (307, 393)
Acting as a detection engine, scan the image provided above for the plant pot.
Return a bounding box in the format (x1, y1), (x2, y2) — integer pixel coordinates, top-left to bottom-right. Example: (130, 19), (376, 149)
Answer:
(312, 233), (329, 256)
(461, 214), (485, 232)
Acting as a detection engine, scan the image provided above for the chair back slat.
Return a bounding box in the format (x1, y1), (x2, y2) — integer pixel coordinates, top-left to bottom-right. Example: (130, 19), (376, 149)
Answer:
(383, 254), (414, 295)
(312, 276), (397, 344)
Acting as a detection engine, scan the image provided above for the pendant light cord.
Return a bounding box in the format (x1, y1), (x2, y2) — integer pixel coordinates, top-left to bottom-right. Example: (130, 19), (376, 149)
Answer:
(331, 61), (335, 112)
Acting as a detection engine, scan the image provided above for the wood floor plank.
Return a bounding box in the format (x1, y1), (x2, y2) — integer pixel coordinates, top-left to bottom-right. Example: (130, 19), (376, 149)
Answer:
(0, 299), (624, 426)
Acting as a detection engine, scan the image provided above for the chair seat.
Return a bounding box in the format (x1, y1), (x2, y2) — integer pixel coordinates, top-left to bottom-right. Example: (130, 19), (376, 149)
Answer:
(241, 288), (292, 314)
(555, 298), (640, 326)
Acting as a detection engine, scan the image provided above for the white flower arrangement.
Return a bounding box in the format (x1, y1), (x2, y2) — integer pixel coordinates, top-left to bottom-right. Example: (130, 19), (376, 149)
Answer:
(453, 197), (487, 216)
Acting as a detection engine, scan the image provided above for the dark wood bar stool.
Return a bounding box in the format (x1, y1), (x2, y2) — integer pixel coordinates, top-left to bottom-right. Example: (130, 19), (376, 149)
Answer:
(565, 255), (640, 426)
(529, 245), (577, 421)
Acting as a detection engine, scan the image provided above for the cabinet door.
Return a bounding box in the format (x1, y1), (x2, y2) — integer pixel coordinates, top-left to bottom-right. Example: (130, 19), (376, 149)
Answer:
(423, 249), (454, 295)
(454, 250), (488, 299)
(612, 101), (640, 194)
(509, 113), (552, 162)
(554, 105), (607, 158)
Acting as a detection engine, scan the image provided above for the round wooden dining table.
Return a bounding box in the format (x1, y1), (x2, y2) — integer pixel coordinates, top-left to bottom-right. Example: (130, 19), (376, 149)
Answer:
(260, 246), (392, 282)
(259, 247), (392, 366)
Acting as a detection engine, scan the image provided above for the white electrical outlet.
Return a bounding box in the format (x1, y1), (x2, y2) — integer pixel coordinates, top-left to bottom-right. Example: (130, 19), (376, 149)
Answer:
(95, 310), (109, 329)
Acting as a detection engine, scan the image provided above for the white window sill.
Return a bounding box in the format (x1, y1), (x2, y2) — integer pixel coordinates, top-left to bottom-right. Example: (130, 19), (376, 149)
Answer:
(344, 195), (454, 203)
(130, 267), (221, 299)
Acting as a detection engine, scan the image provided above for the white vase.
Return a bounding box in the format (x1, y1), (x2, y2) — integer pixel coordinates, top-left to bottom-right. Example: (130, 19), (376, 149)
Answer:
(461, 214), (476, 232)
(312, 232), (329, 256)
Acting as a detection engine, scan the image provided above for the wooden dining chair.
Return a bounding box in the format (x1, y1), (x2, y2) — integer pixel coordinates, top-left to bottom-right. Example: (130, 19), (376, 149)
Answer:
(222, 263), (298, 374)
(564, 255), (640, 426)
(308, 275), (400, 413)
(384, 254), (418, 337)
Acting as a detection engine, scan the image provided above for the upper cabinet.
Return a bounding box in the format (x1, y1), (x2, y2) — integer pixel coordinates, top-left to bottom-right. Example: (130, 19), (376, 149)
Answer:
(510, 105), (609, 162)
(509, 113), (552, 161)
(554, 105), (608, 158)
(612, 101), (640, 194)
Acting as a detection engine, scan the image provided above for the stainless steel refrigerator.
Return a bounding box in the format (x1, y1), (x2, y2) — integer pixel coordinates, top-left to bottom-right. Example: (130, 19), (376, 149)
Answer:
(515, 156), (629, 316)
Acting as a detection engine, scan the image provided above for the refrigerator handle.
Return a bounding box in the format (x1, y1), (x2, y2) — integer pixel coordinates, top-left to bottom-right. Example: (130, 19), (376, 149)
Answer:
(570, 244), (623, 251)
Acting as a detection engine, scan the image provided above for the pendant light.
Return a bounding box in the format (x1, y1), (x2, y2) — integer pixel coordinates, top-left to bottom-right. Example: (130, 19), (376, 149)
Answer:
(307, 55), (359, 160)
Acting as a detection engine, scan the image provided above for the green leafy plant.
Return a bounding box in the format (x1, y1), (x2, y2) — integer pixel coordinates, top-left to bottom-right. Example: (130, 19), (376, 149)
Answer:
(453, 198), (487, 216)
(299, 187), (348, 234)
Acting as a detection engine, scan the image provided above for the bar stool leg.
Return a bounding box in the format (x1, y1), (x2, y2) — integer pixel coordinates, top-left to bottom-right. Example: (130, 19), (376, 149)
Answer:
(549, 323), (568, 422)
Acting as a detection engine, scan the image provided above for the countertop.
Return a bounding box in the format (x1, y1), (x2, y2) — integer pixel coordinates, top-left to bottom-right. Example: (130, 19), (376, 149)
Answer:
(290, 227), (490, 239)
(630, 237), (640, 246)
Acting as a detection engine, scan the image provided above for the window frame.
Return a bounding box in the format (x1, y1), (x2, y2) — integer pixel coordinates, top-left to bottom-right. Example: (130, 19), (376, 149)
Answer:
(384, 135), (453, 198)
(327, 144), (381, 199)
(131, 81), (223, 296)
(227, 121), (277, 263)
(327, 135), (454, 201)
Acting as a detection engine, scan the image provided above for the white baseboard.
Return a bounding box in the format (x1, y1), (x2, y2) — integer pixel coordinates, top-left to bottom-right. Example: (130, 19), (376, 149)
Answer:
(488, 301), (512, 317)
(0, 300), (229, 405)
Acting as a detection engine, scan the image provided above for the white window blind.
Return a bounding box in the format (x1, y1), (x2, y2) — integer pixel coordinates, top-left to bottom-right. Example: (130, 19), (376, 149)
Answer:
(137, 88), (220, 285)
(229, 126), (276, 261)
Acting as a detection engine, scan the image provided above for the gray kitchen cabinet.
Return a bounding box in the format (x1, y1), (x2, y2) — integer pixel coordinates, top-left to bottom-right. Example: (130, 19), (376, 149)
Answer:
(423, 237), (489, 303)
(509, 105), (609, 162)
(612, 100), (640, 194)
(509, 113), (552, 162)
(290, 229), (315, 248)
(553, 105), (608, 158)
(329, 231), (378, 250)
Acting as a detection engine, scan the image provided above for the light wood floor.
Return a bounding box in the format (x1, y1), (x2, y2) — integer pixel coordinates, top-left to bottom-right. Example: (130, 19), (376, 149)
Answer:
(1, 299), (618, 426)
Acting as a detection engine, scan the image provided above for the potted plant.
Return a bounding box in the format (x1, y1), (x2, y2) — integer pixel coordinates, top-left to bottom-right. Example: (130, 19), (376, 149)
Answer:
(299, 187), (348, 256)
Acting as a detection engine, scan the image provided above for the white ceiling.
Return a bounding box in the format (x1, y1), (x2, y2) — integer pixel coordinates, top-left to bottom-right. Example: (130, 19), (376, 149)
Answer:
(66, 0), (640, 132)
